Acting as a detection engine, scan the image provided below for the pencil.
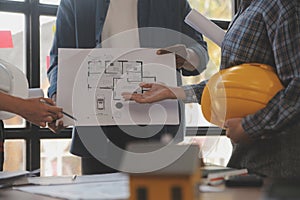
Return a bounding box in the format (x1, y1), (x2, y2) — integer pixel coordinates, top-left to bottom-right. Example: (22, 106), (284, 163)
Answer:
(39, 99), (77, 121)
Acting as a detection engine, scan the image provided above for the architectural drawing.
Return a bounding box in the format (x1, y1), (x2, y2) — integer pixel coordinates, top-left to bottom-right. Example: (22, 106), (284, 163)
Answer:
(57, 48), (179, 126)
(87, 58), (156, 114)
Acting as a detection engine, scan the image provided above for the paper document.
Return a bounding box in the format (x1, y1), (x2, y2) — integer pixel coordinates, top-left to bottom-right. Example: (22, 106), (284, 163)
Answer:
(185, 9), (226, 47)
(15, 173), (129, 200)
(0, 170), (40, 188)
(0, 171), (30, 181)
(57, 48), (179, 126)
(27, 172), (128, 185)
(15, 181), (129, 200)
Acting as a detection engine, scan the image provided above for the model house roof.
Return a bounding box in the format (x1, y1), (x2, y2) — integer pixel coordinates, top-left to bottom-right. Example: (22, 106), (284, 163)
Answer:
(120, 142), (200, 176)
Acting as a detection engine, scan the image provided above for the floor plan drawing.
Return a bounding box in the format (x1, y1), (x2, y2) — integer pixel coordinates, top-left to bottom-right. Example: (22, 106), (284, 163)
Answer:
(57, 48), (179, 126)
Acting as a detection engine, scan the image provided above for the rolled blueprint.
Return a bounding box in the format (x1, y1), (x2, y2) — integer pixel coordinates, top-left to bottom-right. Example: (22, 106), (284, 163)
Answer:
(185, 9), (225, 47)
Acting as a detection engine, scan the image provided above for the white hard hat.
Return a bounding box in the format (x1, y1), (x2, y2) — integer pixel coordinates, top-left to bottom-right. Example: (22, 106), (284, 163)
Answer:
(0, 59), (28, 120)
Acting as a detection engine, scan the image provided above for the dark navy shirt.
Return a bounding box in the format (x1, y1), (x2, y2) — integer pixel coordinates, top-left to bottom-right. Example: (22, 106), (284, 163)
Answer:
(47, 0), (209, 98)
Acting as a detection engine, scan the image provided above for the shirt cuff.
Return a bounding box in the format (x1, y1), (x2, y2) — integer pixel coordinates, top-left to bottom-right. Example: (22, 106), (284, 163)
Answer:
(182, 85), (199, 103)
(188, 44), (209, 74)
(47, 67), (58, 98)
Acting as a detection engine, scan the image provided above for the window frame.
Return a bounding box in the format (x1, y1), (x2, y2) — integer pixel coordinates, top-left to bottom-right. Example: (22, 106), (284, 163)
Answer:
(0, 0), (238, 171)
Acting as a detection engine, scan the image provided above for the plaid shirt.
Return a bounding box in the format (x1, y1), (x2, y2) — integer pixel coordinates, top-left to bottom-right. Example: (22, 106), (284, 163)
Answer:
(184, 0), (300, 138)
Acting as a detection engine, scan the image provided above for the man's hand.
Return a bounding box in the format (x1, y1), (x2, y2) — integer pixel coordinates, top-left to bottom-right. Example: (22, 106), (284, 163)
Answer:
(48, 120), (65, 134)
(224, 118), (252, 144)
(122, 82), (185, 103)
(47, 93), (65, 133)
(18, 97), (63, 128)
(157, 44), (198, 71)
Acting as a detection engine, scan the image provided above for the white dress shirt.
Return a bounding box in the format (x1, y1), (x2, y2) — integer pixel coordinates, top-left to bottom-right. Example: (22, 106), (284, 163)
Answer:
(101, 0), (140, 48)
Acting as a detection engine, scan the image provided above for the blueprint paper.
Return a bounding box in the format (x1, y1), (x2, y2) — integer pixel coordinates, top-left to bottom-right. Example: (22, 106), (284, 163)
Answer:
(57, 48), (179, 126)
(185, 9), (225, 47)
(15, 180), (129, 200)
(27, 173), (128, 185)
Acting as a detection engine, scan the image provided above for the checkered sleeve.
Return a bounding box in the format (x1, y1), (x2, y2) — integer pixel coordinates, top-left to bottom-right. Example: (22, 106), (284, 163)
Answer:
(242, 4), (300, 138)
(182, 81), (207, 104)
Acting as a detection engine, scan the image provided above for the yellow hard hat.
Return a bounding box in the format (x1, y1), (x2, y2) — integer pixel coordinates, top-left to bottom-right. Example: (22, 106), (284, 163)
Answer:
(201, 63), (284, 128)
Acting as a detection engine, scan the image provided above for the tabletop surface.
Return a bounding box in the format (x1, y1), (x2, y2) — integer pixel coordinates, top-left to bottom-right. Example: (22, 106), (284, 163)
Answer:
(0, 173), (268, 200)
(0, 186), (265, 200)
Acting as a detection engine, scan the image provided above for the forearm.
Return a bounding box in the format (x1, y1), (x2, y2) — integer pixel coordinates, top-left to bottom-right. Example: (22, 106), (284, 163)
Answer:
(0, 92), (25, 116)
(169, 87), (187, 100)
(242, 78), (300, 138)
(181, 81), (207, 103)
(47, 66), (58, 98)
(181, 0), (209, 75)
(181, 48), (201, 72)
(181, 45), (209, 76)
(188, 45), (208, 71)
(243, 10), (300, 138)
